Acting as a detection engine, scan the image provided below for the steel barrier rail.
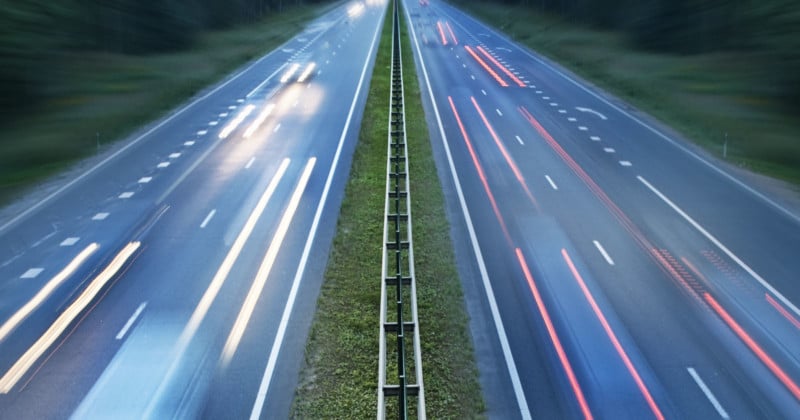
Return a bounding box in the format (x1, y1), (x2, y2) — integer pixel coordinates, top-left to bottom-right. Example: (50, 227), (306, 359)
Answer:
(377, 0), (425, 418)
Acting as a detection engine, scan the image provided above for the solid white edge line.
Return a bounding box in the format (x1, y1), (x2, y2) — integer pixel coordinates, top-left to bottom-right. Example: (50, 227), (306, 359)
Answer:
(404, 3), (532, 419)
(200, 209), (216, 229)
(638, 175), (800, 318)
(248, 6), (386, 419)
(115, 302), (147, 340)
(440, 2), (800, 226)
(687, 367), (730, 419)
(592, 240), (615, 266)
(545, 175), (558, 191)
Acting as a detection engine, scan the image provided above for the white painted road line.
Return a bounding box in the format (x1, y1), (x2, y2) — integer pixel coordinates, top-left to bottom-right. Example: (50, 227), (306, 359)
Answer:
(578, 126), (588, 131)
(92, 213), (109, 221)
(184, 141), (195, 146)
(273, 123), (281, 133)
(558, 109), (567, 114)
(20, 268), (43, 279)
(222, 158), (316, 365)
(138, 177), (152, 184)
(157, 162), (170, 169)
(471, 75), (476, 80)
(169, 153), (181, 159)
(208, 121), (218, 126)
(245, 157), (255, 169)
(638, 175), (800, 317)
(568, 117), (577, 122)
(515, 135), (524, 145)
(118, 192), (134, 199)
(593, 240), (615, 266)
(115, 302), (147, 340)
(197, 130), (208, 136)
(481, 89), (487, 96)
(545, 175), (558, 190)
(403, 8), (530, 419)
(604, 147), (616, 153)
(60, 237), (80, 247)
(687, 367), (730, 419)
(590, 136), (601, 141)
(200, 209), (217, 229)
(496, 109), (503, 116)
(619, 160), (632, 167)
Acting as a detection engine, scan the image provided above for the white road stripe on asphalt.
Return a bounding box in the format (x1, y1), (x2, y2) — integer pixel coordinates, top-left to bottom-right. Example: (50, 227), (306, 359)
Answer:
(545, 175), (558, 190)
(116, 302), (147, 340)
(200, 209), (216, 229)
(593, 240), (615, 266)
(687, 367), (730, 419)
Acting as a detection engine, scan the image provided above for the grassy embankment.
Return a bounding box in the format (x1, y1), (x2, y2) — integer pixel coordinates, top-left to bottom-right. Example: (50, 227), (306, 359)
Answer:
(0, 3), (332, 205)
(458, 1), (800, 186)
(292, 3), (484, 418)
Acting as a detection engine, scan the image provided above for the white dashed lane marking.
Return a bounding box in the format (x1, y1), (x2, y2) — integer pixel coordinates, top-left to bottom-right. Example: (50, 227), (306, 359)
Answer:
(60, 237), (80, 247)
(619, 161), (632, 167)
(119, 192), (134, 199)
(21, 268), (44, 279)
(593, 240), (615, 266)
(157, 162), (170, 169)
(604, 148), (616, 153)
(496, 109), (503, 116)
(545, 175), (558, 190)
(184, 141), (195, 146)
(92, 213), (109, 221)
(169, 153), (181, 159)
(590, 136), (601, 141)
(138, 177), (152, 184)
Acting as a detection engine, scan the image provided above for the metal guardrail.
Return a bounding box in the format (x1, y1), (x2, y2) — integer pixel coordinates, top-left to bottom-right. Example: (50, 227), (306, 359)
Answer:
(378, 0), (425, 418)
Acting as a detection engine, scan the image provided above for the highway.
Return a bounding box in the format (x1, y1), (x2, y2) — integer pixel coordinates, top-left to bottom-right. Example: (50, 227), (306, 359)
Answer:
(404, 0), (800, 419)
(0, 1), (387, 418)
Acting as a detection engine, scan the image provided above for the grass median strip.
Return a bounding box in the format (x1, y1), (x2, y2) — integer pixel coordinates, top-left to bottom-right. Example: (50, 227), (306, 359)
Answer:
(292, 3), (484, 418)
(457, 1), (800, 186)
(0, 3), (331, 205)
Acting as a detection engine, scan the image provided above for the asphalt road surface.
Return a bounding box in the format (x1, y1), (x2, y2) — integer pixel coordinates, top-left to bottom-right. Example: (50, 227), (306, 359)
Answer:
(0, 1), (387, 418)
(404, 0), (800, 418)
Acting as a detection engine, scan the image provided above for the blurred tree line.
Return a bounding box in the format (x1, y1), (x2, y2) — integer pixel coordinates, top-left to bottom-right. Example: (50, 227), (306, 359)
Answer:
(503, 0), (800, 110)
(0, 0), (325, 116)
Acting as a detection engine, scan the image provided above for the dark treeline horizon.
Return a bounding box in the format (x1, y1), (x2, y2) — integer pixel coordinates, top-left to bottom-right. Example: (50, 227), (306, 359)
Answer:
(0, 0), (328, 115)
(469, 0), (800, 111)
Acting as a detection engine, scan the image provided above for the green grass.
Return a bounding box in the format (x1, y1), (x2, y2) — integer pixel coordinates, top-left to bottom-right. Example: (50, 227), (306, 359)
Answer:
(0, 3), (334, 205)
(292, 3), (484, 418)
(457, 1), (800, 186)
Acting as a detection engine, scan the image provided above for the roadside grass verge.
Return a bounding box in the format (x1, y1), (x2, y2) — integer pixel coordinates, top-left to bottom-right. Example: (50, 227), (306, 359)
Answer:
(0, 3), (332, 205)
(456, 1), (800, 186)
(292, 2), (484, 418)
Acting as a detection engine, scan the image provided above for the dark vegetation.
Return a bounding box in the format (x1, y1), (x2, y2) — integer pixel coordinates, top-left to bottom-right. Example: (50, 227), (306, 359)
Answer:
(492, 0), (800, 110)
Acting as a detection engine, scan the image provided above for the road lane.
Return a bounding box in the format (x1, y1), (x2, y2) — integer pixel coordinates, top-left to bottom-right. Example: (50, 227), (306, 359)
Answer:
(405, 0), (800, 418)
(0, 1), (387, 418)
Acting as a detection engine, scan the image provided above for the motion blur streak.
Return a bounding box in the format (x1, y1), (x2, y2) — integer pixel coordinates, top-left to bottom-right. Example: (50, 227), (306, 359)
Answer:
(219, 104), (256, 139)
(445, 21), (458, 45)
(436, 21), (448, 46)
(0, 241), (140, 393)
(470, 96), (538, 210)
(766, 294), (800, 330)
(562, 249), (665, 420)
(464, 46), (508, 87)
(704, 292), (800, 401)
(515, 248), (593, 420)
(476, 46), (525, 87)
(220, 158), (316, 366)
(243, 103), (275, 138)
(0, 243), (99, 343)
(448, 96), (511, 243)
(144, 159), (290, 412)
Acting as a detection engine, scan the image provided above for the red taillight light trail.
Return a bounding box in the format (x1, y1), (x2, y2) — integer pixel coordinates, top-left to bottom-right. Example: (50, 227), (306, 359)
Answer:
(563, 249), (665, 420)
(704, 292), (800, 401)
(476, 46), (526, 87)
(448, 96), (511, 243)
(464, 45), (508, 87)
(516, 248), (594, 420)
